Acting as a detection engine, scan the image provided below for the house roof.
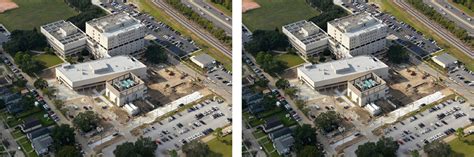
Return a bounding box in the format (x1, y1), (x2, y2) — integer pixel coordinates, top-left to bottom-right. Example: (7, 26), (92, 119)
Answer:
(22, 118), (41, 130)
(27, 127), (50, 140)
(269, 127), (292, 140)
(31, 135), (53, 155)
(264, 117), (283, 130)
(274, 135), (295, 154)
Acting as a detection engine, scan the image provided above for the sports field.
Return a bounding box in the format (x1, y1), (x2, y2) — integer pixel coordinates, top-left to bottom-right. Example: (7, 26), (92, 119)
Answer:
(242, 0), (320, 31)
(0, 0), (78, 31)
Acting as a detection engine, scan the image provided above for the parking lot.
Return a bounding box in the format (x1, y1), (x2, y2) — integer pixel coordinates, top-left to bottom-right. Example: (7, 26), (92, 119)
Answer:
(141, 100), (232, 155)
(448, 65), (474, 91)
(384, 99), (472, 154)
(342, 2), (442, 58)
(101, 2), (200, 57)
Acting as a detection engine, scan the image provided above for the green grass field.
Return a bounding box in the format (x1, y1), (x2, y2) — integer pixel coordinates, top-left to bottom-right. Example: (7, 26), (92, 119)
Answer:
(370, 0), (474, 71)
(243, 0), (320, 31)
(207, 134), (232, 157)
(448, 134), (474, 156)
(33, 54), (63, 68)
(0, 0), (78, 31)
(275, 53), (305, 68)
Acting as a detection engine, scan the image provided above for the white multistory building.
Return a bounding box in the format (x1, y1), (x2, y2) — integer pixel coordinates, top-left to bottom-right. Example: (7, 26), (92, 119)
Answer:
(327, 12), (388, 58)
(282, 20), (329, 59)
(55, 56), (147, 90)
(40, 20), (86, 58)
(85, 13), (145, 58)
(347, 73), (388, 106)
(105, 72), (147, 107)
(297, 55), (389, 90)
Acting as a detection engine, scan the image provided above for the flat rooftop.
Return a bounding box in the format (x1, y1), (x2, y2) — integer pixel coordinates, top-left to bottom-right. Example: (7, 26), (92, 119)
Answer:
(87, 12), (143, 36)
(432, 53), (457, 65)
(108, 73), (144, 92)
(329, 12), (386, 37)
(283, 20), (328, 45)
(298, 55), (388, 83)
(191, 53), (215, 65)
(351, 73), (385, 92)
(41, 20), (85, 45)
(56, 56), (146, 83)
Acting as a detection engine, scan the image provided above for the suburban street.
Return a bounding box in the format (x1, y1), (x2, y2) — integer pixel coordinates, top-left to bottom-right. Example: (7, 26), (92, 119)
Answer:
(423, 0), (474, 35)
(181, 0), (232, 35)
(394, 0), (474, 58)
(152, 0), (232, 57)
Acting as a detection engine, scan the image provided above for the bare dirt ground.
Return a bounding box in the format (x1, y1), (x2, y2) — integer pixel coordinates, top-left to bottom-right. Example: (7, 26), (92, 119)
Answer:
(0, 0), (18, 13)
(146, 66), (204, 106)
(242, 0), (261, 13)
(387, 65), (445, 106)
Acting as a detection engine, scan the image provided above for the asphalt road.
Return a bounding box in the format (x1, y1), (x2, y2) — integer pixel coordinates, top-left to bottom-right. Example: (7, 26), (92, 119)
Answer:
(423, 0), (474, 35)
(152, 0), (232, 57)
(394, 0), (474, 58)
(384, 100), (472, 155)
(101, 2), (199, 57)
(141, 101), (232, 156)
(181, 0), (232, 35)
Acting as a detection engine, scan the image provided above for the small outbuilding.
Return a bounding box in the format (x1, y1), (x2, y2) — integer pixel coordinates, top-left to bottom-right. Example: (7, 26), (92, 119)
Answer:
(432, 53), (457, 69)
(190, 53), (215, 69)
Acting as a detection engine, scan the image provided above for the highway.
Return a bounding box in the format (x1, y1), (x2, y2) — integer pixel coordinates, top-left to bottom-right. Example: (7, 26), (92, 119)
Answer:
(423, 0), (474, 35)
(394, 0), (474, 58)
(181, 0), (232, 35)
(152, 0), (232, 57)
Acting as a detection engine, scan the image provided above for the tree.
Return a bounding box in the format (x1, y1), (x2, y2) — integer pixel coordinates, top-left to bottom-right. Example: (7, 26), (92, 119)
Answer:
(42, 87), (57, 99)
(73, 111), (100, 132)
(456, 128), (465, 140)
(254, 52), (286, 75)
(355, 137), (399, 157)
(387, 45), (409, 64)
(297, 145), (324, 157)
(13, 51), (45, 74)
(56, 145), (80, 157)
(0, 99), (4, 109)
(275, 79), (290, 89)
(244, 30), (289, 54)
(314, 111), (342, 132)
(214, 128), (224, 141)
(34, 78), (48, 89)
(423, 141), (452, 157)
(2, 29), (47, 55)
(308, 0), (348, 31)
(284, 87), (298, 98)
(114, 137), (157, 157)
(51, 124), (76, 149)
(144, 45), (168, 64)
(293, 124), (318, 151)
(182, 141), (221, 157)
(19, 95), (36, 110)
(254, 79), (269, 88)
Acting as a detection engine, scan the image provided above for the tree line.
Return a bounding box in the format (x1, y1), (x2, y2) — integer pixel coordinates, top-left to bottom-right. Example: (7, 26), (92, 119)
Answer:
(210, 0), (232, 11)
(306, 0), (349, 31)
(64, 0), (106, 30)
(165, 0), (231, 46)
(453, 0), (474, 11)
(407, 0), (474, 48)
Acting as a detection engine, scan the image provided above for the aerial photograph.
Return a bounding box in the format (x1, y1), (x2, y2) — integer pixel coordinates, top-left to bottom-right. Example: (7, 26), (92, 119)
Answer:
(0, 0), (232, 157)
(242, 0), (473, 157)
